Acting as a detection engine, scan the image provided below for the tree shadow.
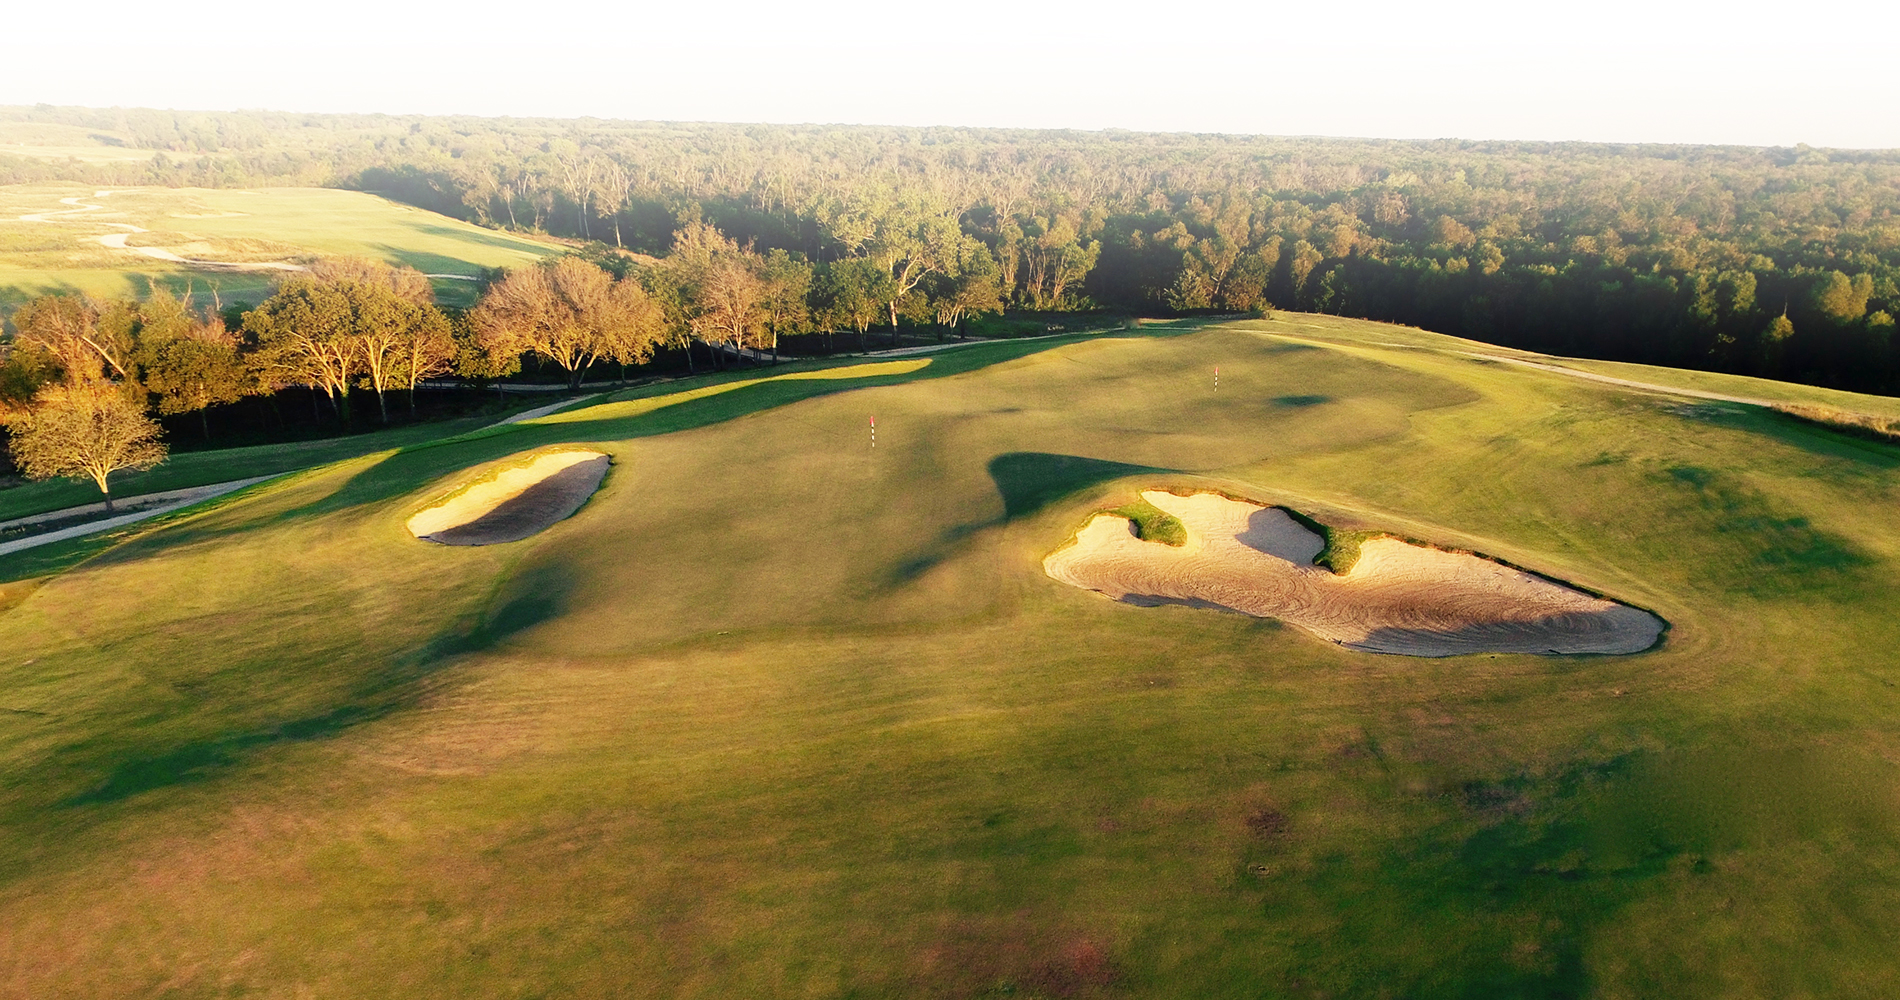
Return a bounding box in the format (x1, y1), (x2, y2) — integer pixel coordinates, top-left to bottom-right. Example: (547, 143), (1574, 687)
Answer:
(259, 328), (1197, 527)
(886, 452), (1168, 586)
(1674, 403), (1900, 470)
(987, 453), (1162, 520)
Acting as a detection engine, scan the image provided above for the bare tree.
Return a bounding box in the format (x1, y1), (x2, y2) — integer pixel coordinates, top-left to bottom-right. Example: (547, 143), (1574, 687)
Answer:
(554, 143), (602, 239)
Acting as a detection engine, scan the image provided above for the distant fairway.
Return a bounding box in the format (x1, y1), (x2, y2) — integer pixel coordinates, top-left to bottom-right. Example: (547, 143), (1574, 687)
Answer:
(0, 185), (558, 308)
(1, 315), (1897, 998)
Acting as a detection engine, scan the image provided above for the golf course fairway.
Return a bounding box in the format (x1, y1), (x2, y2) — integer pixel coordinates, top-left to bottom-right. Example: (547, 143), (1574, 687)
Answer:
(1, 314), (1897, 998)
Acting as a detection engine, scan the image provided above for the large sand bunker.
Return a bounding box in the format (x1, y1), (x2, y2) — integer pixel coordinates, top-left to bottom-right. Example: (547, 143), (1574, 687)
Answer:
(408, 451), (610, 546)
(1044, 491), (1663, 656)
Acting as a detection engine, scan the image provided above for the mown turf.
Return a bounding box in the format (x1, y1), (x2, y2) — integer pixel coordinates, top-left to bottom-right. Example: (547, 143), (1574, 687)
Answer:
(0, 411), (519, 524)
(0, 185), (557, 309)
(0, 315), (1897, 999)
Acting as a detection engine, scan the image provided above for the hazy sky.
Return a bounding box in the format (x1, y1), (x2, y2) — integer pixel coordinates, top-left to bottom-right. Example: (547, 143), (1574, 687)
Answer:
(6, 0), (1897, 147)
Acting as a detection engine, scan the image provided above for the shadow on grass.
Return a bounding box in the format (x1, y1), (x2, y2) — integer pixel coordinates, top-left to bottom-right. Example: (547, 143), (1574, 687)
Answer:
(1660, 464), (1874, 594)
(988, 452), (1161, 519)
(268, 327), (1201, 526)
(1675, 402), (1900, 470)
(61, 563), (575, 807)
(888, 452), (1166, 585)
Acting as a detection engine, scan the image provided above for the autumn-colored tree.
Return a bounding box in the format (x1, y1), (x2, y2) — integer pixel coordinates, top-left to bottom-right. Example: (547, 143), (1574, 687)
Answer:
(690, 254), (766, 361)
(10, 295), (133, 384)
(349, 286), (451, 423)
(2, 381), (166, 510)
(450, 308), (521, 394)
(309, 257), (435, 304)
(470, 256), (664, 389)
(138, 313), (251, 440)
(245, 260), (450, 423)
(244, 279), (361, 423)
(392, 307), (456, 414)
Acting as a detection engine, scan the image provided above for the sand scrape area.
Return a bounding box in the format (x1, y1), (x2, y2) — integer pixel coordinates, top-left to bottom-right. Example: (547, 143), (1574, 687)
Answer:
(408, 451), (610, 546)
(1044, 491), (1663, 656)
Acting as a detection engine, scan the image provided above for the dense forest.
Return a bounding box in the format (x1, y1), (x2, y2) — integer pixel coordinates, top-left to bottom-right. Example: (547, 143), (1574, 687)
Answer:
(4, 104), (1900, 399)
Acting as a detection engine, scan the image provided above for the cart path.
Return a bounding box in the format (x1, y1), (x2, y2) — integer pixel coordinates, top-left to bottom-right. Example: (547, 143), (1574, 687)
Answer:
(1467, 353), (1781, 407)
(0, 475), (280, 559)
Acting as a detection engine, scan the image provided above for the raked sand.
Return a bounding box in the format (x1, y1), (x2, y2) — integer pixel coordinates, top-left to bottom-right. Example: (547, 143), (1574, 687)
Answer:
(408, 451), (610, 546)
(1044, 491), (1663, 657)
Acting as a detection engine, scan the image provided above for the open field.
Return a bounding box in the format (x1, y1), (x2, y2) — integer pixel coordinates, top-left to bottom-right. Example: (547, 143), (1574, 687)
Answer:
(0, 185), (558, 309)
(1, 315), (1897, 997)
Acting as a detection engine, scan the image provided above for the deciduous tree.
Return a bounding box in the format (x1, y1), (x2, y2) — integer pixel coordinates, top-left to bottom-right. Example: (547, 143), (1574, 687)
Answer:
(470, 257), (664, 389)
(244, 280), (360, 423)
(2, 381), (166, 510)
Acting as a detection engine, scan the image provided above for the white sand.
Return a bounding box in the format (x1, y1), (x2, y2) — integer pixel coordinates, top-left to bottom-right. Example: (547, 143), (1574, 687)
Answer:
(1044, 491), (1663, 657)
(407, 451), (610, 546)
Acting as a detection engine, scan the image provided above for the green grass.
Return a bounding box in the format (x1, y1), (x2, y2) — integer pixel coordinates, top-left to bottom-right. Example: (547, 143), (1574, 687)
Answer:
(1105, 498), (1187, 546)
(1311, 524), (1383, 574)
(0, 410), (537, 523)
(0, 185), (557, 309)
(1, 313), (1898, 998)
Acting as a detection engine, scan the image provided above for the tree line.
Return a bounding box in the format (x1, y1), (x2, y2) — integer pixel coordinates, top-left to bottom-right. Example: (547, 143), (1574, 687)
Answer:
(0, 212), (1024, 500)
(5, 105), (1900, 393)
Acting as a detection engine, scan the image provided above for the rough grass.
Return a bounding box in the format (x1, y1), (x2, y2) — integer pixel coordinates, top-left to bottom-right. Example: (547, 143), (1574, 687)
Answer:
(1, 314), (1897, 999)
(1106, 498), (1187, 546)
(1312, 525), (1384, 574)
(1772, 403), (1900, 444)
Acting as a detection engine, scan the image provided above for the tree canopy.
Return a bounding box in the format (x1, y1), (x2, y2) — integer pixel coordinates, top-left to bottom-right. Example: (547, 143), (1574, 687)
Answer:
(6, 105), (1900, 391)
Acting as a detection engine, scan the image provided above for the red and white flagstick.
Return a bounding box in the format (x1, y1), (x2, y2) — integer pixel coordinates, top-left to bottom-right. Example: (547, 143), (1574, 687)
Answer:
(1215, 365), (1220, 390)
(870, 415), (876, 448)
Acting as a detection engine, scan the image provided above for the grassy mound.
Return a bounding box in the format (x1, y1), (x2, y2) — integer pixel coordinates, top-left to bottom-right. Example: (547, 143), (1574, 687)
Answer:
(1105, 498), (1187, 546)
(0, 314), (1896, 997)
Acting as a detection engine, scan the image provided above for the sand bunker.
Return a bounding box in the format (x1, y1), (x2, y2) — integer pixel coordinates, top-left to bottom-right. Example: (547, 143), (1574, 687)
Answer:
(1045, 491), (1663, 657)
(408, 451), (610, 546)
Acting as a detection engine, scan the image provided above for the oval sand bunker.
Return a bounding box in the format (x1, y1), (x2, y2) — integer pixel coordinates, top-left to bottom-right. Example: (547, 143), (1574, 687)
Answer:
(408, 450), (610, 546)
(1045, 491), (1663, 657)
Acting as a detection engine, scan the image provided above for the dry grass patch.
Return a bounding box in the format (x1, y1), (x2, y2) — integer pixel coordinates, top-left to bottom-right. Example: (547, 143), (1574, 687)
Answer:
(1773, 403), (1900, 444)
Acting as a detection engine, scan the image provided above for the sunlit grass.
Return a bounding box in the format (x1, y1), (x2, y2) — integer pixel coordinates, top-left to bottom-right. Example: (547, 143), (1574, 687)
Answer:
(0, 314), (1896, 998)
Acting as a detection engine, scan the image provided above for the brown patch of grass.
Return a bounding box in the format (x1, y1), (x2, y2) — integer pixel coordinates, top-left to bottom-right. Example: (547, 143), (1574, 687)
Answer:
(1773, 403), (1900, 444)
(915, 917), (1119, 998)
(1245, 806), (1289, 839)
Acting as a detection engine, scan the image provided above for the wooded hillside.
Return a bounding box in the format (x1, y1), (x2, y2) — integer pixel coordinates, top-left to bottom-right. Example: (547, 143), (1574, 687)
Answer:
(5, 105), (1899, 393)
